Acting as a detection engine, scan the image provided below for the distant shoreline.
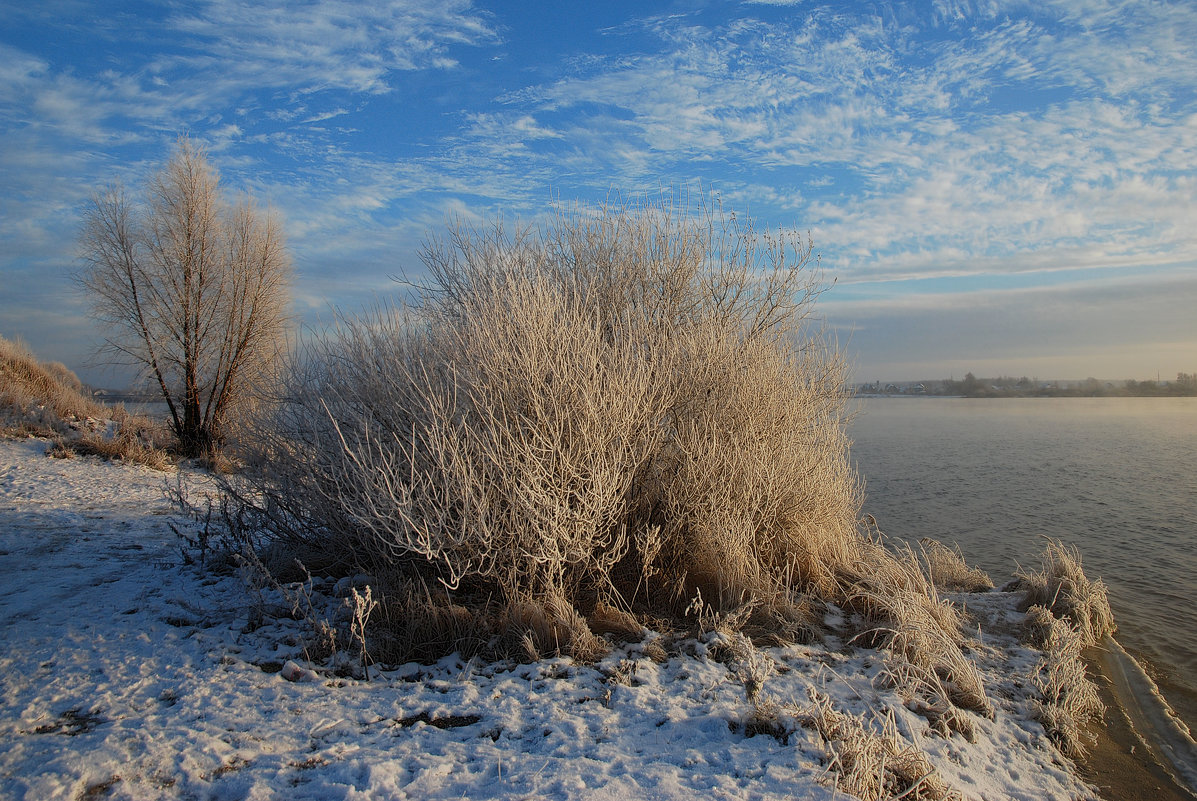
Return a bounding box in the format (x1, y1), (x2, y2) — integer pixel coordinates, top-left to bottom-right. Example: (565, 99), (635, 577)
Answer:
(87, 391), (163, 405)
(854, 374), (1197, 399)
(853, 389), (1197, 399)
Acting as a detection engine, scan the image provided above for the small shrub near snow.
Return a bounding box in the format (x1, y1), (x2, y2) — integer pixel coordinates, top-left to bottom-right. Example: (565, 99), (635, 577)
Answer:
(1017, 539), (1115, 646)
(1023, 605), (1105, 758)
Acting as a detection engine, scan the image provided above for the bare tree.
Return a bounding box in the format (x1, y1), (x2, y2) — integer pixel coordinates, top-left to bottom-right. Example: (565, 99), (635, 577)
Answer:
(79, 137), (292, 458)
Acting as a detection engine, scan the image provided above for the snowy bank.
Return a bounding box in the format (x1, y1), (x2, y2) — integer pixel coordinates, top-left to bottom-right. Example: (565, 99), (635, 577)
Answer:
(0, 438), (1100, 800)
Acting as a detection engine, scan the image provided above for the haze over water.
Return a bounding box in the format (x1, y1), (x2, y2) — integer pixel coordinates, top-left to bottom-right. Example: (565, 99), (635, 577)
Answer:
(850, 396), (1197, 733)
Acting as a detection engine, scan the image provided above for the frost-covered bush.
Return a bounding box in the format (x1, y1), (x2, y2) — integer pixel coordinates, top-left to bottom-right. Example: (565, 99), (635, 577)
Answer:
(239, 198), (863, 656)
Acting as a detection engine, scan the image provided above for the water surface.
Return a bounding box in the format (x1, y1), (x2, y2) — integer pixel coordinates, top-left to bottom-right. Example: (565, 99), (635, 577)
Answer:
(849, 396), (1197, 732)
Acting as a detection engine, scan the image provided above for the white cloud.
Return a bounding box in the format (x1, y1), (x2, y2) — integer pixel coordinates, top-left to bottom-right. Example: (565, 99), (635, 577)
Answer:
(0, 43), (47, 90)
(165, 0), (499, 95)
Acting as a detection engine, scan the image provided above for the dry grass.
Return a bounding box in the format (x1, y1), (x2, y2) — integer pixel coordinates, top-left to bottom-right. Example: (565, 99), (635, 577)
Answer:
(586, 601), (645, 642)
(237, 197), (862, 657)
(919, 538), (994, 593)
(840, 541), (993, 724)
(1023, 604), (1105, 758)
(1017, 539), (1115, 646)
(503, 593), (610, 663)
(702, 626), (775, 702)
(367, 582), (613, 665)
(0, 335), (107, 428)
(840, 541), (964, 642)
(369, 582), (491, 665)
(53, 428), (174, 471)
(1, 334), (173, 469)
(797, 690), (963, 801)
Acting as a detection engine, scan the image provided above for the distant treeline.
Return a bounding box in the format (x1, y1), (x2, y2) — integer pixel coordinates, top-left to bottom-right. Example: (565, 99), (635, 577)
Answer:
(860, 372), (1197, 398)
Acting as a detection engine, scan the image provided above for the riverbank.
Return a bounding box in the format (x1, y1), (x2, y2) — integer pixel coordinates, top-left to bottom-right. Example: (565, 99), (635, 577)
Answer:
(1078, 644), (1197, 801)
(0, 437), (1151, 799)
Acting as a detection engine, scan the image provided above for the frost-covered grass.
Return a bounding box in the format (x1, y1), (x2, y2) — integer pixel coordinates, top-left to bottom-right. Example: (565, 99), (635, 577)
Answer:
(1017, 539), (1116, 647)
(0, 335), (106, 429)
(0, 439), (1101, 800)
(919, 538), (994, 594)
(1023, 606), (1105, 758)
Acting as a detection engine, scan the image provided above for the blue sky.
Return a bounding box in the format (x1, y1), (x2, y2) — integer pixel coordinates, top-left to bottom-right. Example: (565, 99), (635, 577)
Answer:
(2, 0), (1195, 386)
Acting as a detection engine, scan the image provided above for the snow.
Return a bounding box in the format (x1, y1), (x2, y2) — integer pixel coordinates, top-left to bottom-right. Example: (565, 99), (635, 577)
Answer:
(0, 438), (1098, 800)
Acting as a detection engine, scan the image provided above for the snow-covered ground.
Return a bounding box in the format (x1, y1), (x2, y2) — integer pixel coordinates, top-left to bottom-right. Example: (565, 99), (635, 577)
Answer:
(0, 438), (1097, 800)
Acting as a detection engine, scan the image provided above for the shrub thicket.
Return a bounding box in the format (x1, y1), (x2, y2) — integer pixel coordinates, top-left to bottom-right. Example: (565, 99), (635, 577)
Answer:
(244, 199), (857, 612)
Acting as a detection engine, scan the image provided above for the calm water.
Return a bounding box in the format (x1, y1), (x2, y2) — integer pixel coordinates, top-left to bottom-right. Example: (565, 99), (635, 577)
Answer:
(849, 396), (1197, 732)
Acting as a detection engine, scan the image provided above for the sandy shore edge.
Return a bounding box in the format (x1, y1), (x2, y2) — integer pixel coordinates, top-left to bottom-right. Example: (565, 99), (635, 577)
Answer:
(1077, 643), (1197, 801)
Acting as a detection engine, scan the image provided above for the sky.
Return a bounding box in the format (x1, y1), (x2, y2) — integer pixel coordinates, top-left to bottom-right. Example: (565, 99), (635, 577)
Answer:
(1, 0), (1195, 387)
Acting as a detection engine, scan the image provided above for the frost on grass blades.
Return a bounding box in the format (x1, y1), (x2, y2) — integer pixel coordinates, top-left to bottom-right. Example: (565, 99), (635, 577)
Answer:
(1019, 539), (1197, 791)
